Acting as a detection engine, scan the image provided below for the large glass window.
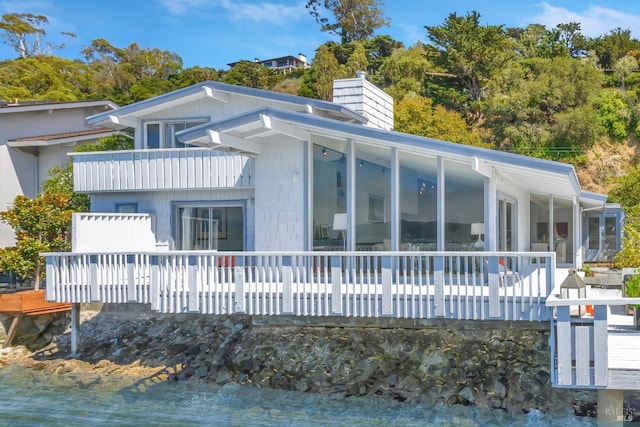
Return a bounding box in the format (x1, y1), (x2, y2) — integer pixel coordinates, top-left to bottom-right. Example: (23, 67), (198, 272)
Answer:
(312, 142), (346, 250)
(530, 194), (573, 264)
(145, 120), (205, 149)
(444, 160), (484, 251)
(399, 152), (437, 250)
(176, 205), (243, 251)
(355, 144), (390, 249)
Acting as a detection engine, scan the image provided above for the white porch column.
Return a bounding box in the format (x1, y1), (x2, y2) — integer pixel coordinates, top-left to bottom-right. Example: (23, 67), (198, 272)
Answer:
(390, 148), (399, 250)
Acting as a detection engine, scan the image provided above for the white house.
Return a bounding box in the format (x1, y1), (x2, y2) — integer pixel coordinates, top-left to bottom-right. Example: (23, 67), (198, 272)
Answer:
(0, 100), (118, 248)
(63, 75), (606, 266)
(41, 77), (638, 395)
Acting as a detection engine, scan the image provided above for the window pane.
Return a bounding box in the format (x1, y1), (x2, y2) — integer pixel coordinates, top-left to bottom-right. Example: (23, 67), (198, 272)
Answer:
(399, 152), (437, 251)
(553, 198), (573, 264)
(355, 143), (390, 250)
(444, 160), (484, 251)
(588, 217), (599, 250)
(147, 123), (160, 149)
(312, 142), (346, 250)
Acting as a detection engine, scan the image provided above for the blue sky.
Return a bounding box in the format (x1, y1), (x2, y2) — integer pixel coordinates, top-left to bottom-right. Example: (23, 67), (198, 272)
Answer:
(0, 1), (639, 69)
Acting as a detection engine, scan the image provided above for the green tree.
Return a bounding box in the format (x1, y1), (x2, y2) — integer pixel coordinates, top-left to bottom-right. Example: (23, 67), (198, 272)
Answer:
(482, 56), (603, 157)
(224, 60), (282, 89)
(0, 13), (76, 58)
(425, 11), (515, 119)
(82, 39), (183, 104)
(376, 42), (432, 99)
(0, 193), (73, 289)
(344, 43), (368, 76)
(591, 28), (640, 70)
(594, 89), (632, 140)
(610, 172), (640, 267)
(394, 95), (483, 146)
(0, 56), (98, 101)
(305, 0), (389, 44)
(310, 44), (343, 100)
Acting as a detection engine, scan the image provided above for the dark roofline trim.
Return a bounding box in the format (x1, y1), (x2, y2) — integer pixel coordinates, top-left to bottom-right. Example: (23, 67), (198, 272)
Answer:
(180, 106), (578, 176)
(87, 81), (367, 126)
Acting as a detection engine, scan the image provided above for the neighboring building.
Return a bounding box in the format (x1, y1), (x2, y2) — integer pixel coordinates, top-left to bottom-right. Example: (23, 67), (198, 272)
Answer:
(62, 74), (609, 270)
(227, 53), (308, 74)
(0, 100), (118, 248)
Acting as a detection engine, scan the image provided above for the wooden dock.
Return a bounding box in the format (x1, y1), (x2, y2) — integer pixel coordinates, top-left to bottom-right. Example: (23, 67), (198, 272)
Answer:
(0, 289), (71, 347)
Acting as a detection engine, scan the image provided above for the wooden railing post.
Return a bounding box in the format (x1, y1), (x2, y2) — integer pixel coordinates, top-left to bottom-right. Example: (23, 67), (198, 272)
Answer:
(234, 266), (245, 313)
(488, 256), (500, 318)
(150, 255), (160, 311)
(381, 255), (393, 316)
(434, 256), (444, 317)
(45, 256), (55, 302)
(188, 255), (199, 312)
(594, 304), (608, 386)
(282, 259), (293, 314)
(90, 255), (99, 302)
(556, 306), (572, 386)
(126, 254), (136, 302)
(331, 255), (342, 315)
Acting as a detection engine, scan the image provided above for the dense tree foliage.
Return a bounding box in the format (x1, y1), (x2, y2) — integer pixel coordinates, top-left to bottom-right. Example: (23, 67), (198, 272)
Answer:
(394, 96), (484, 146)
(305, 0), (389, 44)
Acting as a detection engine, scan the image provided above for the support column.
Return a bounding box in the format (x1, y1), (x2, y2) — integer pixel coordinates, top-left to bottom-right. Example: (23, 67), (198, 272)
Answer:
(70, 303), (81, 355)
(597, 389), (624, 425)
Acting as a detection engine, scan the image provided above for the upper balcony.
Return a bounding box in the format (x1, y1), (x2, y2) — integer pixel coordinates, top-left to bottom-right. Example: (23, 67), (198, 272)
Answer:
(71, 148), (255, 193)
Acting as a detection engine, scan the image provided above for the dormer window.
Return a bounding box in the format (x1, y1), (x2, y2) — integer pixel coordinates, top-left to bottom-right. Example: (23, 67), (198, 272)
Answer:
(145, 120), (206, 149)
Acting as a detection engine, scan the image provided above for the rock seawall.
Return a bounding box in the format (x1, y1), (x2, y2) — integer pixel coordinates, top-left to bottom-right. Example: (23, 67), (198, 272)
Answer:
(0, 304), (605, 417)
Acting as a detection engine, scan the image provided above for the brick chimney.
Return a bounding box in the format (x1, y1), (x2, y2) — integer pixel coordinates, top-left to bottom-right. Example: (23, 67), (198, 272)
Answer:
(332, 71), (393, 131)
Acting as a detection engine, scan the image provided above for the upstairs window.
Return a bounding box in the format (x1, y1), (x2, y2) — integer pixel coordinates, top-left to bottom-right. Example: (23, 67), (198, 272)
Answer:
(145, 120), (205, 149)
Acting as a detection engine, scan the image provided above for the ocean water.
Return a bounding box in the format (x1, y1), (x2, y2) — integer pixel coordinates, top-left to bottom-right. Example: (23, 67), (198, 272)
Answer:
(0, 370), (600, 427)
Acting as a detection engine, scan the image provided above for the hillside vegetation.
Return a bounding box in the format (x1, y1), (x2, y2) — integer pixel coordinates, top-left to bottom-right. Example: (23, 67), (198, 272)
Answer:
(3, 8), (640, 265)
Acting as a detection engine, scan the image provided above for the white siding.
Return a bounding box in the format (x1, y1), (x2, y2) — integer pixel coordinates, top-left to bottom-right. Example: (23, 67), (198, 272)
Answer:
(254, 138), (304, 251)
(91, 188), (256, 250)
(333, 76), (394, 131)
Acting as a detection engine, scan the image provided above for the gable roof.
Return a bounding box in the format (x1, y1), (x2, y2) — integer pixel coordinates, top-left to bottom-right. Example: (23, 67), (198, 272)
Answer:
(7, 128), (119, 148)
(0, 100), (117, 115)
(87, 81), (368, 130)
(177, 106), (607, 208)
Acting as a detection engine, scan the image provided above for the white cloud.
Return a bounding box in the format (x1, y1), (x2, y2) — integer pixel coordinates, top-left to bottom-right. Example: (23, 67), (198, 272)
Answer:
(158, 0), (211, 15)
(159, 0), (307, 24)
(532, 2), (640, 38)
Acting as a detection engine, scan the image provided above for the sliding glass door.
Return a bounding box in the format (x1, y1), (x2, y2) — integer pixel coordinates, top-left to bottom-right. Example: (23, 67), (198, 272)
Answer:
(175, 205), (244, 251)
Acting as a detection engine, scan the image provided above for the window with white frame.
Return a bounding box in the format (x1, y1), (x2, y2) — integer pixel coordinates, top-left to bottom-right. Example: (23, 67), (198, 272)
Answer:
(145, 120), (206, 149)
(175, 204), (244, 251)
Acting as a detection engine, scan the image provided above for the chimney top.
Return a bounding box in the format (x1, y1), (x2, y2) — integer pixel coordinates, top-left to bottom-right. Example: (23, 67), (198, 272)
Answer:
(356, 71), (367, 79)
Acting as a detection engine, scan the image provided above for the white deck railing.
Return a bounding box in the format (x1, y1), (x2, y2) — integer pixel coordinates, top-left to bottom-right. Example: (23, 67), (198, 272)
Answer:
(45, 251), (554, 322)
(71, 148), (254, 192)
(546, 294), (640, 390)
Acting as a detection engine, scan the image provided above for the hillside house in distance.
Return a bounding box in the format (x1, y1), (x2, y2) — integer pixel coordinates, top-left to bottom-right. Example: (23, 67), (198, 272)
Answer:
(0, 100), (118, 248)
(227, 53), (308, 74)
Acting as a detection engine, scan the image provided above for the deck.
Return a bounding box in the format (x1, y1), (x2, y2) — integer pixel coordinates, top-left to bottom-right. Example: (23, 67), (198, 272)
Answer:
(546, 286), (640, 390)
(43, 251), (555, 323)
